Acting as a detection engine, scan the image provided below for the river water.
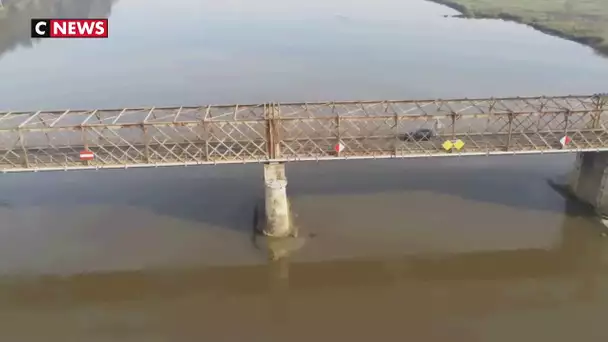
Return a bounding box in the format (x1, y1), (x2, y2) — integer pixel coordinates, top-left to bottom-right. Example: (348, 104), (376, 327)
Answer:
(2, 0), (608, 341)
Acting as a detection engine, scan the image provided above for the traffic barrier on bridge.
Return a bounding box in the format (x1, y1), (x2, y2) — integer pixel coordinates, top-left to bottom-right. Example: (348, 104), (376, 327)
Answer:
(79, 150), (95, 161)
(442, 139), (465, 152)
(560, 136), (572, 149)
(334, 142), (345, 155)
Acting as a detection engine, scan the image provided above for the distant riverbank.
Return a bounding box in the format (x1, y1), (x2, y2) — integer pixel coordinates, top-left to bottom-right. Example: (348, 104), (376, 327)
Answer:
(428, 0), (608, 57)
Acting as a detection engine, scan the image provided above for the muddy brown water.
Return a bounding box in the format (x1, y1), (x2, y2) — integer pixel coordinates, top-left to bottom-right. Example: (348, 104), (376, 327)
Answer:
(1, 156), (608, 341)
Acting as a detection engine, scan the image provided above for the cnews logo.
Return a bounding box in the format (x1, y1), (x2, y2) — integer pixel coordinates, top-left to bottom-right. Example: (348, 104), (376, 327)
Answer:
(31, 19), (109, 38)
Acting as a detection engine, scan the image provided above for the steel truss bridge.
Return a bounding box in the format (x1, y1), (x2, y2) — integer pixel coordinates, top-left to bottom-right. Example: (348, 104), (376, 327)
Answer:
(0, 94), (606, 173)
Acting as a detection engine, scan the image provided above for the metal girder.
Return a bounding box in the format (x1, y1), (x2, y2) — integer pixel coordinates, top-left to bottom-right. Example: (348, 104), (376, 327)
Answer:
(0, 94), (606, 172)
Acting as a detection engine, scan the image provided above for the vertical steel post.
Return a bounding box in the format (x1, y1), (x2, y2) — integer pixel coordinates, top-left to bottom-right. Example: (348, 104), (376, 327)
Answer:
(272, 103), (281, 159)
(593, 95), (604, 129)
(142, 125), (150, 163)
(506, 113), (513, 151)
(18, 129), (29, 168)
(451, 113), (456, 140)
(564, 110), (570, 138)
(265, 103), (282, 160)
(536, 102), (545, 132)
(203, 120), (210, 162)
(449, 112), (457, 154)
(81, 126), (89, 166)
(393, 112), (399, 157)
(265, 103), (273, 159)
(335, 114), (341, 157)
(484, 100), (495, 152)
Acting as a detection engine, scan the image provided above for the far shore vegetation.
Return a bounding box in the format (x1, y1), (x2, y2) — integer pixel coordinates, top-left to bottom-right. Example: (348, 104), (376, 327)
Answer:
(429, 0), (608, 56)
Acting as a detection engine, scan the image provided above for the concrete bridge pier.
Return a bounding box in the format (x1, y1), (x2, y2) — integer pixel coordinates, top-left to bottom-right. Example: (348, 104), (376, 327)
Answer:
(569, 152), (608, 217)
(263, 162), (292, 238)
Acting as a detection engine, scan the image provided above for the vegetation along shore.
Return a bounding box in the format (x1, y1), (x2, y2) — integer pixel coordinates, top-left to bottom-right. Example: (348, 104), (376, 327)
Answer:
(429, 0), (608, 56)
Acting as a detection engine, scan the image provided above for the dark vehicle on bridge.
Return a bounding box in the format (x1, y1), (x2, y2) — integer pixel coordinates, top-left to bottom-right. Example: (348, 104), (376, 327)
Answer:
(400, 128), (436, 142)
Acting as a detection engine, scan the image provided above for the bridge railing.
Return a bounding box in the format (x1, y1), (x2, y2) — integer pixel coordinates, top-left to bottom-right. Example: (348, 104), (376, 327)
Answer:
(0, 95), (606, 171)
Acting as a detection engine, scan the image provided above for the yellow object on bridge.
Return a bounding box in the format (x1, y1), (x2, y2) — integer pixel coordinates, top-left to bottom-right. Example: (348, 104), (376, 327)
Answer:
(442, 139), (465, 151)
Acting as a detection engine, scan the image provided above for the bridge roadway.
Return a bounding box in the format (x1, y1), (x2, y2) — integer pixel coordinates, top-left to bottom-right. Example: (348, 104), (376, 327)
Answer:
(0, 94), (606, 172)
(0, 130), (606, 172)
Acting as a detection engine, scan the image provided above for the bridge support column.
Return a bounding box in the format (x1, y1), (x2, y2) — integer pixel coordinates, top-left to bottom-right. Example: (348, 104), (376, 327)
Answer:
(569, 152), (608, 217)
(263, 163), (292, 237)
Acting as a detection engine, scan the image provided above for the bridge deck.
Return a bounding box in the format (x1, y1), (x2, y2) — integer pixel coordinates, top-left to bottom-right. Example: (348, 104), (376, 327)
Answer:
(0, 95), (606, 172)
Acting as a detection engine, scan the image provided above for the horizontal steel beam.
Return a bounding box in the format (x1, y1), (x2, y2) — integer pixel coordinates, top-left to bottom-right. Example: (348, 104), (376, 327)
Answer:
(2, 148), (607, 173)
